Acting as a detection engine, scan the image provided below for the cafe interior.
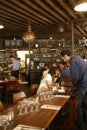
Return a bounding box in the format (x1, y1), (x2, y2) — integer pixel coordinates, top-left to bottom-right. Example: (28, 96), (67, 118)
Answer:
(0, 0), (87, 130)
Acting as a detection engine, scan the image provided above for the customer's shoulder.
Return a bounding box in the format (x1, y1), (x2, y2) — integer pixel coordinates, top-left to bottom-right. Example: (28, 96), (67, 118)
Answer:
(71, 55), (82, 61)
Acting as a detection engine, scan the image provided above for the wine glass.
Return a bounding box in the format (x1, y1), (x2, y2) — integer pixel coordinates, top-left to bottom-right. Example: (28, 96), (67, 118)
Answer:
(1, 115), (9, 130)
(39, 92), (43, 101)
(35, 96), (40, 111)
(30, 98), (35, 112)
(23, 100), (28, 115)
(52, 83), (58, 94)
(17, 101), (23, 115)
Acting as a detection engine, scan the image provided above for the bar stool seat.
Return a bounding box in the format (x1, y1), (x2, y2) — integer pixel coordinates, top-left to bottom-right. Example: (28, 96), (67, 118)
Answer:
(13, 91), (26, 104)
(6, 80), (20, 103)
(0, 101), (4, 112)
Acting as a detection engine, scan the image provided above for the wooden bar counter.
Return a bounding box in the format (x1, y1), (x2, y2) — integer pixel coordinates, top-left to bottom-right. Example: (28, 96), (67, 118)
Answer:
(0, 95), (70, 130)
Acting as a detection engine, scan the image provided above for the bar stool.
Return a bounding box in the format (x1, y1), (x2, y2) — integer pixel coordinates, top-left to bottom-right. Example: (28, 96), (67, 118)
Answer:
(13, 91), (26, 104)
(57, 99), (77, 130)
(31, 84), (38, 95)
(6, 80), (20, 103)
(0, 101), (4, 112)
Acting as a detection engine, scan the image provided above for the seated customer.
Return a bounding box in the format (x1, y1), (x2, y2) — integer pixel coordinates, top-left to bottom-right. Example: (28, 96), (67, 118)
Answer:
(37, 66), (60, 94)
(42, 64), (49, 78)
(59, 62), (71, 78)
(51, 66), (61, 84)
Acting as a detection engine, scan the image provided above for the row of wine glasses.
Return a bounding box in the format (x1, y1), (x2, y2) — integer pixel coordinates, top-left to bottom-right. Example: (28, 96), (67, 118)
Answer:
(0, 114), (11, 130)
(17, 86), (65, 116)
(17, 96), (40, 116)
(0, 107), (14, 130)
(38, 90), (54, 101)
(52, 82), (65, 94)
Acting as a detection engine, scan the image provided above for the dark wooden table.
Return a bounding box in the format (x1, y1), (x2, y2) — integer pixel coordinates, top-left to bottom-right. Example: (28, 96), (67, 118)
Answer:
(0, 95), (70, 130)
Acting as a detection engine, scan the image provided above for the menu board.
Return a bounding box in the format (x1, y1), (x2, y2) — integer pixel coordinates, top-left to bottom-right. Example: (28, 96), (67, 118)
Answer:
(5, 40), (23, 47)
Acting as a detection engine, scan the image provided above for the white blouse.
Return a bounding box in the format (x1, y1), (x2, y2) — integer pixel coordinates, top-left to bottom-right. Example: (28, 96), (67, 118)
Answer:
(37, 73), (52, 94)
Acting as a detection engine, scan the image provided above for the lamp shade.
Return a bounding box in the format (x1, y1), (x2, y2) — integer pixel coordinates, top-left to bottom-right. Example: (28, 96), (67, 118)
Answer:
(74, 2), (87, 12)
(22, 25), (35, 43)
(0, 25), (4, 29)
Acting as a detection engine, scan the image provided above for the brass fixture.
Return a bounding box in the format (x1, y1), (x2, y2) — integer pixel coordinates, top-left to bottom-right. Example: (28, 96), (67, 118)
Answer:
(22, 23), (35, 43)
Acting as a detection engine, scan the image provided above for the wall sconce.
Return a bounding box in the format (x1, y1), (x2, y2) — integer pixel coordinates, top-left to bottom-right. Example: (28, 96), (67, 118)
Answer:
(0, 25), (4, 29)
(50, 37), (53, 40)
(35, 44), (38, 48)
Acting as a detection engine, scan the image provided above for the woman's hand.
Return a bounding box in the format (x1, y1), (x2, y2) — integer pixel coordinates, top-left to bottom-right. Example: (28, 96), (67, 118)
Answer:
(41, 86), (48, 90)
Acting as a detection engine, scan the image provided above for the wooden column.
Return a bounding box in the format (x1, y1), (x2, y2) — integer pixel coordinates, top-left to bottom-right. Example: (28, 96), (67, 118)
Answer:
(71, 21), (74, 55)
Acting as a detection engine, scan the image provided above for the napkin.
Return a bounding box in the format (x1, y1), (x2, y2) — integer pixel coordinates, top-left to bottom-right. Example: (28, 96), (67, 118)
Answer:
(54, 95), (70, 98)
(58, 89), (65, 93)
(13, 124), (44, 130)
(41, 104), (61, 110)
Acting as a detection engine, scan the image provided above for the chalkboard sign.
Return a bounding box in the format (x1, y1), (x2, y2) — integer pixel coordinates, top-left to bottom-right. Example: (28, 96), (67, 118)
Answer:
(5, 40), (23, 47)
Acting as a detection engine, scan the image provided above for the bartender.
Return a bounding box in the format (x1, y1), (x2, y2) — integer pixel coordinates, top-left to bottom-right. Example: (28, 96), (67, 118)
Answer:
(9, 55), (20, 79)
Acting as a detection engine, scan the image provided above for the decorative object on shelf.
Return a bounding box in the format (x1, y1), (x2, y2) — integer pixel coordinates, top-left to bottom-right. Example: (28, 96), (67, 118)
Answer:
(83, 22), (87, 32)
(74, 0), (87, 12)
(58, 25), (64, 33)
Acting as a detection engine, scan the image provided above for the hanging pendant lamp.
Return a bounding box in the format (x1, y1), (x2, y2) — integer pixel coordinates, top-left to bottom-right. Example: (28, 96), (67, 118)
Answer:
(22, 23), (35, 43)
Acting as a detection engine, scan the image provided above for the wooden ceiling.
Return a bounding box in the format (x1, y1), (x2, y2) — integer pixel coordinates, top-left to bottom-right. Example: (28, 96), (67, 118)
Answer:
(0, 0), (87, 40)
